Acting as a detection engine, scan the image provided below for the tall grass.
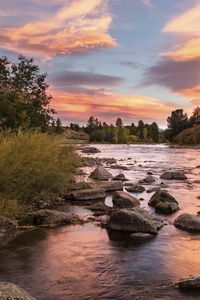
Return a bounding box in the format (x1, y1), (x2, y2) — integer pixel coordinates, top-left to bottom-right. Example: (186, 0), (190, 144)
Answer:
(0, 131), (80, 208)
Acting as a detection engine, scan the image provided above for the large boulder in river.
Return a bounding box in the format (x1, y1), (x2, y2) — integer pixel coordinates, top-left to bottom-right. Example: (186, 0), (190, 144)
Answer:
(160, 171), (187, 180)
(148, 190), (179, 214)
(18, 209), (76, 227)
(178, 275), (200, 290)
(89, 166), (113, 181)
(65, 188), (106, 201)
(0, 282), (36, 300)
(81, 146), (101, 154)
(112, 191), (140, 209)
(125, 184), (145, 193)
(108, 208), (163, 234)
(174, 213), (200, 232)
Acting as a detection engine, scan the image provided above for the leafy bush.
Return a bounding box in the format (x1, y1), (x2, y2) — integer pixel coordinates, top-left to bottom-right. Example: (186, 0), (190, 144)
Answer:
(0, 131), (80, 205)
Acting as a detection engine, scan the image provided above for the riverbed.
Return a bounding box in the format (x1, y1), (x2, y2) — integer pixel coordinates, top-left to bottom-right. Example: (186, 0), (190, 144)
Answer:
(1, 144), (200, 299)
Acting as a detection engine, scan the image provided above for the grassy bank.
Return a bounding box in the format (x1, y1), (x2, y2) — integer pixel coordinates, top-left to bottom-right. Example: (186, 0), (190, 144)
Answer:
(174, 125), (200, 146)
(0, 131), (80, 219)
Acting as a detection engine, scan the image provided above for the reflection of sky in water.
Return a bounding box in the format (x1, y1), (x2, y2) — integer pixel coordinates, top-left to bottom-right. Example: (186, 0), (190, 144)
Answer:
(0, 145), (200, 299)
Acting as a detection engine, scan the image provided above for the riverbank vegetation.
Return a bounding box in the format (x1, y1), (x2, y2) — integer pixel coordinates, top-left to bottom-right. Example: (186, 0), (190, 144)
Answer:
(0, 56), (79, 218)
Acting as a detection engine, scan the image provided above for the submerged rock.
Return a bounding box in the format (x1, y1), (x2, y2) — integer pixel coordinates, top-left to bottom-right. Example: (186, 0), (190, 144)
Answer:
(112, 191), (140, 209)
(81, 146), (101, 154)
(178, 275), (200, 290)
(148, 190), (179, 214)
(113, 173), (128, 181)
(174, 213), (200, 232)
(125, 184), (145, 193)
(108, 208), (163, 234)
(18, 209), (76, 227)
(89, 166), (113, 181)
(0, 282), (36, 300)
(160, 171), (187, 180)
(65, 188), (106, 201)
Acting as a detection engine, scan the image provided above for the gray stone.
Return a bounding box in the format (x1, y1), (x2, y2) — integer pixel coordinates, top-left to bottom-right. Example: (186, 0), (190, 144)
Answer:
(65, 188), (106, 201)
(160, 171), (187, 180)
(0, 282), (36, 300)
(113, 173), (128, 181)
(148, 190), (179, 215)
(112, 191), (140, 209)
(108, 208), (163, 234)
(89, 166), (113, 181)
(174, 213), (200, 232)
(178, 275), (200, 290)
(97, 181), (123, 192)
(125, 184), (146, 193)
(81, 146), (101, 154)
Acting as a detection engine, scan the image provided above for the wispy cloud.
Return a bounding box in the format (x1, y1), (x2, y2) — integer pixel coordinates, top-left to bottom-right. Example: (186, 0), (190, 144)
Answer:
(142, 1), (200, 105)
(0, 0), (117, 58)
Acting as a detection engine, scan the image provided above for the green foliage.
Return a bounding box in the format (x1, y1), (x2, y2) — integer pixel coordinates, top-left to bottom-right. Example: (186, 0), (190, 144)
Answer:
(0, 55), (54, 131)
(174, 125), (200, 145)
(0, 131), (80, 205)
(167, 109), (189, 140)
(0, 196), (28, 219)
(85, 116), (161, 144)
(189, 107), (200, 127)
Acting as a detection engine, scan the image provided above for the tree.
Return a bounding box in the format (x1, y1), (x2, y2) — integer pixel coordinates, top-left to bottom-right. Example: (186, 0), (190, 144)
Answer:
(189, 107), (200, 127)
(115, 117), (123, 127)
(138, 120), (145, 140)
(167, 109), (189, 139)
(55, 118), (63, 134)
(130, 122), (137, 136)
(150, 122), (159, 142)
(0, 55), (55, 131)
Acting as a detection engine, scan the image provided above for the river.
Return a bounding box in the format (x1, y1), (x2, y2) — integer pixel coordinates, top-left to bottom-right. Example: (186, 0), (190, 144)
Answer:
(0, 144), (200, 299)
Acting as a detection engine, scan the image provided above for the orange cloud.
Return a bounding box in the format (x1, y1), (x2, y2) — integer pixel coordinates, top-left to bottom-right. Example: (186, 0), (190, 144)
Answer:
(51, 90), (176, 123)
(163, 2), (200, 61)
(0, 0), (117, 57)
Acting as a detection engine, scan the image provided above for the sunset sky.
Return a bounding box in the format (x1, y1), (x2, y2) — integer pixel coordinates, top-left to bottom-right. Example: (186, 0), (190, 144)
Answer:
(0, 0), (200, 126)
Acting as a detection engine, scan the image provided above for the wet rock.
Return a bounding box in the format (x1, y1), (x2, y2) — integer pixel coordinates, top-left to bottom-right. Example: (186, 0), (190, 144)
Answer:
(89, 166), (113, 181)
(113, 173), (129, 181)
(0, 282), (36, 300)
(147, 171), (153, 175)
(0, 216), (17, 248)
(174, 213), (200, 232)
(125, 184), (146, 193)
(18, 209), (76, 227)
(103, 158), (117, 165)
(148, 190), (179, 214)
(160, 171), (187, 180)
(139, 175), (156, 184)
(193, 180), (200, 184)
(97, 181), (123, 192)
(108, 208), (163, 234)
(87, 202), (113, 216)
(65, 188), (106, 201)
(110, 165), (130, 171)
(81, 146), (101, 154)
(68, 182), (92, 191)
(112, 191), (140, 209)
(196, 165), (200, 168)
(178, 275), (200, 290)
(76, 169), (88, 176)
(146, 187), (161, 193)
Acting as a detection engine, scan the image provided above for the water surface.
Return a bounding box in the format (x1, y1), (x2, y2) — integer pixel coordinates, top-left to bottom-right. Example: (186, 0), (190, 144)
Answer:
(1, 144), (200, 299)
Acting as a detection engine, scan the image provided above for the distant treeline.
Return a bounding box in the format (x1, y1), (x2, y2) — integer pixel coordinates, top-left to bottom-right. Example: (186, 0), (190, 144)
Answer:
(0, 55), (200, 145)
(68, 117), (161, 143)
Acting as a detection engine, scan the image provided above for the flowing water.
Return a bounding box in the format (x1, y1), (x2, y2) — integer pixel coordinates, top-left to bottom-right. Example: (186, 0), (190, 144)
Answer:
(1, 144), (200, 299)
